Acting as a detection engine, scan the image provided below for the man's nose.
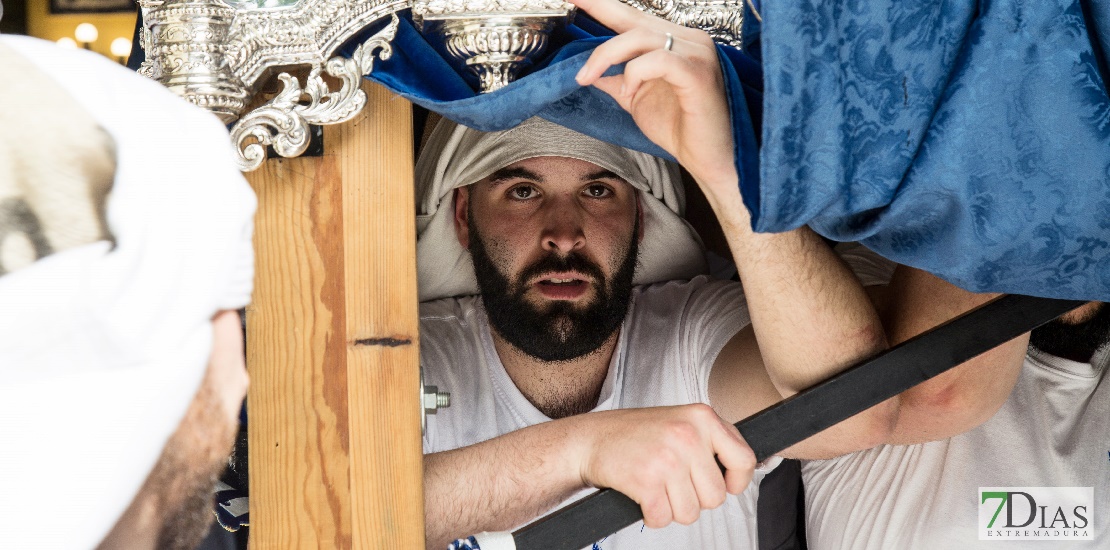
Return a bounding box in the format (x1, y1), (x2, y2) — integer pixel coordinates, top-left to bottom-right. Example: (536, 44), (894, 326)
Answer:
(540, 200), (586, 254)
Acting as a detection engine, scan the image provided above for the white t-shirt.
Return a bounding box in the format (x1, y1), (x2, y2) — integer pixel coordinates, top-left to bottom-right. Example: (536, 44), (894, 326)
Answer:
(802, 346), (1110, 549)
(421, 275), (768, 549)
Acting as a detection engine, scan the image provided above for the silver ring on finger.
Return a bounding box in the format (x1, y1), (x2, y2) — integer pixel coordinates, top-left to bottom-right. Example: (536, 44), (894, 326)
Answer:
(663, 32), (674, 52)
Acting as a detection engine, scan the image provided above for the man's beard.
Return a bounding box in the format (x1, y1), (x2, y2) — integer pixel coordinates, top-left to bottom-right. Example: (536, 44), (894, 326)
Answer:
(469, 215), (638, 362)
(1030, 303), (1110, 363)
(146, 379), (238, 550)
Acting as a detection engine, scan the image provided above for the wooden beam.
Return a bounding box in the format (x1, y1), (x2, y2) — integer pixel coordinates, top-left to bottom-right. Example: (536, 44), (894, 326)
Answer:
(245, 81), (423, 549)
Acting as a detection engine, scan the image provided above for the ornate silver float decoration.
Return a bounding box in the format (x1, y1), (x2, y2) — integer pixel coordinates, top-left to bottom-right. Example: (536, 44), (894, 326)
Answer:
(138, 0), (742, 170)
(139, 0), (406, 170)
(412, 0), (575, 93)
(230, 19), (398, 171)
(622, 0), (744, 48)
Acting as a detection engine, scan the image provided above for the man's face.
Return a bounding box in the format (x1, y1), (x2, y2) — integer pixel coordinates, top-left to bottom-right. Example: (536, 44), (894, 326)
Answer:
(455, 156), (641, 361)
(147, 310), (248, 550)
(1030, 301), (1110, 362)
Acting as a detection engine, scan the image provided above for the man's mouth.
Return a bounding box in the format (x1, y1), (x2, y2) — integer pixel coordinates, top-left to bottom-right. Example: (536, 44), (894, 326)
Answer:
(539, 278), (585, 286)
(532, 273), (592, 299)
(532, 271), (591, 286)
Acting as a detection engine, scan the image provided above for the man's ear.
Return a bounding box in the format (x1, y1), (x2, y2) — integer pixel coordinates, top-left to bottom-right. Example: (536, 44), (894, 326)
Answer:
(454, 187), (470, 250)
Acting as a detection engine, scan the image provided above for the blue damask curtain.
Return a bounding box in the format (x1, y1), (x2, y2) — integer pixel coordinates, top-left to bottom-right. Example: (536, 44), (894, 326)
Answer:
(756, 0), (1110, 300)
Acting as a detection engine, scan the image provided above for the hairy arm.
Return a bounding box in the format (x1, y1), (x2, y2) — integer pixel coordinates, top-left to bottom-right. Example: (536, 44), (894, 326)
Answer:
(571, 0), (896, 460)
(423, 405), (755, 548)
(705, 203), (896, 460)
(424, 418), (583, 549)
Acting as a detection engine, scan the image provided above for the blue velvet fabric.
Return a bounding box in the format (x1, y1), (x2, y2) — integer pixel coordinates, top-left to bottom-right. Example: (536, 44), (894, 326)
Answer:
(759, 0), (1110, 300)
(361, 11), (763, 184)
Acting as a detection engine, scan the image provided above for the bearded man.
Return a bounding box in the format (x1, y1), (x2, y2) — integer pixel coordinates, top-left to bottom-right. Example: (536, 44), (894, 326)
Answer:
(414, 113), (903, 549)
(409, 2), (990, 546)
(409, 0), (1051, 546)
(0, 36), (255, 549)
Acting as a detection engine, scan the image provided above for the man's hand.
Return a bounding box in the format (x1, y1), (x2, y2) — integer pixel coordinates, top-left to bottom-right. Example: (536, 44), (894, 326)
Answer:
(571, 0), (738, 195)
(424, 404), (756, 546)
(573, 404), (756, 528)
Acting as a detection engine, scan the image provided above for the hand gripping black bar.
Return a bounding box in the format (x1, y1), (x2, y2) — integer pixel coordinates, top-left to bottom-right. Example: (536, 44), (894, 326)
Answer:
(509, 294), (1085, 550)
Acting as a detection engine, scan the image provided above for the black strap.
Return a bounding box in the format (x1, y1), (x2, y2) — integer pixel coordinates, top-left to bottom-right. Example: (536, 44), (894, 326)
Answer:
(756, 458), (806, 550)
(510, 294), (1084, 550)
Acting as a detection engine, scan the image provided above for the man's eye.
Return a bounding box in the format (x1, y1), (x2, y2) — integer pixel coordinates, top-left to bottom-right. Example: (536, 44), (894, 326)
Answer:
(509, 185), (536, 199)
(585, 185), (612, 198)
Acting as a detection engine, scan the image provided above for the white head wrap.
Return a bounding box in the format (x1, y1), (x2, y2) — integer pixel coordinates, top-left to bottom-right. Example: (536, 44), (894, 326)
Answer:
(0, 37), (256, 549)
(415, 117), (707, 302)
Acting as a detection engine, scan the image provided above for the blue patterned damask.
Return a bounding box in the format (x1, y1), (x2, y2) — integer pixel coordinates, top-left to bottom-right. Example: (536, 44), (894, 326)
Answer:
(759, 0), (1110, 300)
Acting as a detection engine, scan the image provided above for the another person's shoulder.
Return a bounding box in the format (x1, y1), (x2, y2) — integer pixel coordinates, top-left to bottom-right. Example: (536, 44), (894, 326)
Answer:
(836, 242), (897, 287)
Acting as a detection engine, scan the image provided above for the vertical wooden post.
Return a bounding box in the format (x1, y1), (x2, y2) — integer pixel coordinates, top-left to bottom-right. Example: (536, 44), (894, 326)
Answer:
(245, 81), (424, 549)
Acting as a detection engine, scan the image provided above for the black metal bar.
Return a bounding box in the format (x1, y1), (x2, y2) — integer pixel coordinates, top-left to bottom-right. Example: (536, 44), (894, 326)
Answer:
(511, 295), (1084, 550)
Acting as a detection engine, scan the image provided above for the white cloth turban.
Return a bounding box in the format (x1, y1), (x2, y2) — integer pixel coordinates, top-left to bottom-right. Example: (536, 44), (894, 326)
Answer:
(0, 37), (256, 549)
(415, 117), (708, 302)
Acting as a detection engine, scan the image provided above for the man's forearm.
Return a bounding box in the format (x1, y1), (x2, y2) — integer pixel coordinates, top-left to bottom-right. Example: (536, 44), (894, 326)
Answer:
(697, 177), (895, 459)
(424, 403), (759, 546)
(424, 418), (586, 548)
(704, 183), (887, 395)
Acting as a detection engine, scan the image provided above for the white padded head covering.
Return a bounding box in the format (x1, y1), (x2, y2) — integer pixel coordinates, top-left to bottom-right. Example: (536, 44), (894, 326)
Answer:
(415, 117), (707, 302)
(0, 37), (255, 549)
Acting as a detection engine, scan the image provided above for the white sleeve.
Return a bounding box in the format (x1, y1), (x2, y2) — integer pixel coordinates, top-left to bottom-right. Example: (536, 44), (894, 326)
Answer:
(678, 279), (751, 404)
(835, 242), (898, 287)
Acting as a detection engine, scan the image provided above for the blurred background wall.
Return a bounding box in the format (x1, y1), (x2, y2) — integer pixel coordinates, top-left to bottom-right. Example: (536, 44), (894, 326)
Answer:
(2, 0), (137, 61)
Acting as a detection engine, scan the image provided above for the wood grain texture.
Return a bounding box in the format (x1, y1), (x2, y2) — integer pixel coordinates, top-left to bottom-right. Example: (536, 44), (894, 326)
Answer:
(338, 83), (424, 549)
(245, 80), (423, 549)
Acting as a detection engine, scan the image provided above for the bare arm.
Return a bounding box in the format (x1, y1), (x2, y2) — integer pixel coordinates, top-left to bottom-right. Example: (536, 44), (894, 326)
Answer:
(707, 245), (1026, 453)
(572, 0), (894, 460)
(705, 206), (895, 459)
(424, 417), (583, 548)
(708, 266), (1026, 453)
(423, 405), (755, 548)
(878, 267), (1025, 445)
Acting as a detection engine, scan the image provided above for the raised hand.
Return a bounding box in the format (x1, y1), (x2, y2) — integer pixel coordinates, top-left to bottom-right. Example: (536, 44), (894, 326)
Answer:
(571, 404), (756, 528)
(571, 0), (738, 198)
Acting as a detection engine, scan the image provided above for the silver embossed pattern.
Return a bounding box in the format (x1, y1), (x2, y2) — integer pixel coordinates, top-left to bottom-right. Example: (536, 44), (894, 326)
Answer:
(229, 15), (399, 171)
(138, 0), (742, 169)
(621, 0), (743, 48)
(414, 0), (573, 93)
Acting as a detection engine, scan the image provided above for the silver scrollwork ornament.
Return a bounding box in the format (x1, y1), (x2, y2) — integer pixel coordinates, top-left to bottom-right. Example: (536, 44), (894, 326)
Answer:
(621, 0), (743, 48)
(230, 15), (399, 171)
(140, 0), (405, 169)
